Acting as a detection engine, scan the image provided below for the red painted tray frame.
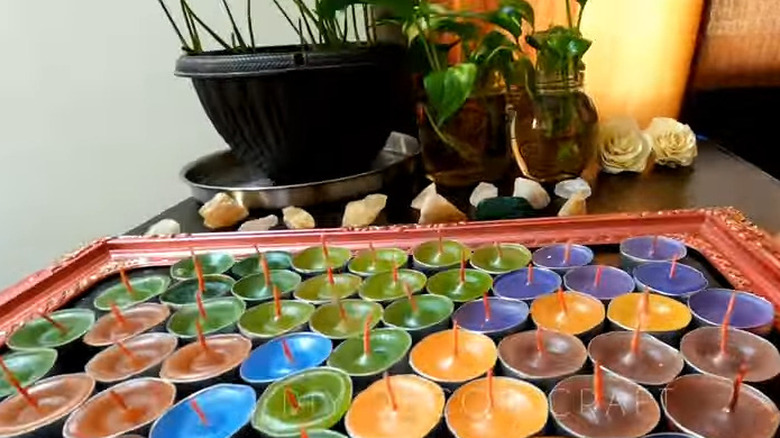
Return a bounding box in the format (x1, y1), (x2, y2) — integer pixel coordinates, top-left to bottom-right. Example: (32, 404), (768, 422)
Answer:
(3, 207), (780, 346)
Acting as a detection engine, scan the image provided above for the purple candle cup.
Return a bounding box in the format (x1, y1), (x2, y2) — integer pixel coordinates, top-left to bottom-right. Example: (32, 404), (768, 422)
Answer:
(688, 288), (775, 336)
(452, 297), (529, 340)
(564, 265), (634, 301)
(532, 244), (593, 274)
(620, 235), (687, 270)
(633, 262), (708, 299)
(493, 267), (561, 302)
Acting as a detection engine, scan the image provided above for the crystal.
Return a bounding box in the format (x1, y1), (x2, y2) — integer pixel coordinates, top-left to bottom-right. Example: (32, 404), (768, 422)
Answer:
(554, 178), (592, 199)
(469, 182), (498, 208)
(143, 218), (181, 236)
(342, 194), (387, 227)
(282, 206), (316, 229)
(411, 183), (436, 210)
(238, 214), (279, 232)
(512, 177), (550, 209)
(558, 191), (588, 217)
(198, 193), (249, 230)
(418, 194), (467, 225)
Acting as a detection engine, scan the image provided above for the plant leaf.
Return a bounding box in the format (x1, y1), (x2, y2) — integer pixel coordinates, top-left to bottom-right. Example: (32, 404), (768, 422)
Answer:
(576, 0), (588, 8)
(423, 63), (478, 126)
(472, 30), (516, 64)
(501, 0), (534, 29)
(430, 18), (480, 43)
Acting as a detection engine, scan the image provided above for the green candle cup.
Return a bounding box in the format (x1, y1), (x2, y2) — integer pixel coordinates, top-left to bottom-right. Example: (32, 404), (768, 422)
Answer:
(292, 246), (352, 275)
(412, 239), (470, 270)
(170, 252), (235, 280)
(309, 300), (383, 341)
(231, 251), (293, 277)
(238, 300), (316, 343)
(347, 248), (408, 277)
(358, 269), (427, 303)
(166, 297), (246, 340)
(383, 295), (455, 342)
(231, 271), (302, 303)
(8, 309), (95, 372)
(93, 274), (171, 311)
(252, 367), (353, 437)
(0, 349), (57, 399)
(293, 273), (362, 305)
(327, 328), (412, 390)
(304, 431), (347, 438)
(427, 269), (493, 303)
(160, 274), (236, 309)
(470, 243), (532, 275)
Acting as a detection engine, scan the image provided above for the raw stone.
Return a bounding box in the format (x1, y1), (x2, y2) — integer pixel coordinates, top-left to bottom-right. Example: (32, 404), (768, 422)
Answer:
(558, 191), (588, 217)
(418, 194), (467, 225)
(282, 206), (316, 229)
(554, 178), (592, 199)
(198, 193), (249, 229)
(411, 183), (437, 210)
(143, 218), (181, 236)
(342, 194), (387, 227)
(512, 177), (550, 209)
(476, 197), (535, 221)
(469, 182), (499, 208)
(238, 215), (279, 232)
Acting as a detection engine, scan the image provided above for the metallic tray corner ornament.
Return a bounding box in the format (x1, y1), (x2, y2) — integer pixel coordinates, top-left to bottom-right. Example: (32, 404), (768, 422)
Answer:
(181, 132), (421, 209)
(2, 207), (780, 346)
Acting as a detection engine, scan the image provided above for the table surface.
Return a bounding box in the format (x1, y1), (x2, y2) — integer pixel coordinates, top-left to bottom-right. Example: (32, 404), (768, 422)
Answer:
(129, 140), (780, 235)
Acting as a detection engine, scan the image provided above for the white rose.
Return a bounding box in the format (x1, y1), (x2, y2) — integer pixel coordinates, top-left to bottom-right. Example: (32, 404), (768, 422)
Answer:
(645, 117), (697, 167)
(597, 117), (652, 174)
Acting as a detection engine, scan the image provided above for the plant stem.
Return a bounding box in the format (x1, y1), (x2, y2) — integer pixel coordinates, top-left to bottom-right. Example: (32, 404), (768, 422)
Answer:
(293, 0), (325, 44)
(576, 2), (585, 31)
(272, 0), (308, 44)
(157, 0), (192, 52)
(183, 1), (232, 50)
(221, 0), (247, 48)
(181, 0), (202, 52)
(415, 20), (440, 71)
(565, 0), (573, 28)
(342, 11), (349, 42)
(247, 0), (255, 49)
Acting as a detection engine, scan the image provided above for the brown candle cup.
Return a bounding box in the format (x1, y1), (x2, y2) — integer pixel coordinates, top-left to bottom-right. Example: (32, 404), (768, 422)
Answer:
(550, 373), (660, 438)
(85, 333), (178, 387)
(662, 374), (780, 438)
(497, 330), (587, 393)
(159, 334), (251, 400)
(0, 373), (95, 438)
(63, 378), (176, 438)
(83, 303), (171, 348)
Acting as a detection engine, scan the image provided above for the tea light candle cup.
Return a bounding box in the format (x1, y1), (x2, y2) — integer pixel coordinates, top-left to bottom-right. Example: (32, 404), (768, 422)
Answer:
(293, 273), (362, 305)
(0, 350), (57, 400)
(166, 297), (246, 340)
(231, 271), (302, 303)
(530, 291), (605, 341)
(564, 265), (635, 301)
(608, 292), (692, 345)
(445, 375), (548, 438)
(305, 431), (348, 438)
(85, 332), (178, 386)
(291, 246), (352, 275)
(493, 267), (562, 301)
(345, 374), (444, 438)
(327, 328), (412, 389)
(412, 239), (470, 271)
(231, 251), (292, 278)
(358, 269), (427, 303)
(382, 295), (454, 342)
(633, 262), (708, 300)
(159, 334), (251, 399)
(149, 384), (256, 438)
(452, 297), (529, 340)
(426, 269), (493, 304)
(238, 300), (315, 343)
(688, 289), (775, 336)
(532, 243), (594, 274)
(251, 367), (353, 437)
(662, 374), (780, 438)
(93, 274), (171, 311)
(642, 434), (696, 438)
(240, 333), (332, 389)
(160, 274), (236, 309)
(309, 300), (383, 341)
(620, 235), (687, 270)
(83, 303), (170, 348)
(63, 378), (176, 438)
(498, 330), (588, 393)
(8, 308), (95, 372)
(409, 329), (497, 391)
(170, 252), (235, 281)
(470, 243), (532, 275)
(348, 247), (408, 277)
(0, 373), (95, 438)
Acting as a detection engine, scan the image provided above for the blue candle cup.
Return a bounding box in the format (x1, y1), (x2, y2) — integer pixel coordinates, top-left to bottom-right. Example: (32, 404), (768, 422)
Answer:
(452, 297), (529, 341)
(532, 244), (593, 274)
(564, 265), (635, 301)
(239, 333), (332, 390)
(149, 384), (256, 438)
(620, 235), (687, 271)
(688, 289), (775, 336)
(634, 262), (708, 300)
(493, 267), (561, 302)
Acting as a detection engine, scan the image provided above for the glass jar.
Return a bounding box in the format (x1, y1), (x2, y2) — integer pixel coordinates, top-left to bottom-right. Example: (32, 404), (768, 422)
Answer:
(511, 71), (598, 183)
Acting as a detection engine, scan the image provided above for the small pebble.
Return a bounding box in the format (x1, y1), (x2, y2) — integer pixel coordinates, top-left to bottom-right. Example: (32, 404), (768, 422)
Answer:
(199, 192), (249, 229)
(475, 197), (534, 221)
(411, 183), (436, 210)
(558, 191), (588, 217)
(418, 194), (467, 225)
(143, 218), (181, 236)
(238, 215), (279, 232)
(554, 178), (592, 199)
(282, 206), (315, 229)
(513, 177), (550, 209)
(469, 182), (498, 208)
(342, 194), (387, 227)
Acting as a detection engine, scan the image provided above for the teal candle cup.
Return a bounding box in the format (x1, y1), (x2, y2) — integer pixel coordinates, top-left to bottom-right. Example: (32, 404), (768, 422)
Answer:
(348, 248), (408, 277)
(231, 251), (293, 278)
(238, 300), (316, 344)
(167, 297), (246, 340)
(291, 246), (352, 275)
(426, 269), (494, 303)
(358, 269), (427, 303)
(170, 252), (235, 280)
(93, 274), (171, 311)
(160, 274), (236, 309)
(309, 300), (383, 341)
(293, 273), (362, 305)
(327, 328), (412, 390)
(8, 309), (95, 372)
(0, 349), (57, 400)
(412, 240), (470, 271)
(382, 295), (455, 343)
(470, 243), (532, 275)
(231, 270), (302, 303)
(252, 367), (353, 437)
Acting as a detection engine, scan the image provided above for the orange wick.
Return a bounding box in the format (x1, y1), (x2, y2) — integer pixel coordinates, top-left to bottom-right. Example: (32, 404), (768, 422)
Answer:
(281, 339), (295, 364)
(363, 315), (373, 357)
(40, 313), (68, 335)
(594, 360), (605, 410)
(383, 371), (398, 411)
(190, 399), (210, 426)
(110, 302), (127, 326)
(720, 290), (739, 355)
(727, 362), (749, 412)
(556, 288), (569, 315)
(119, 268), (135, 298)
(0, 357), (38, 409)
(403, 283), (417, 312)
(487, 368), (495, 410)
(273, 285), (282, 319)
(593, 266), (604, 287)
(527, 264), (534, 285)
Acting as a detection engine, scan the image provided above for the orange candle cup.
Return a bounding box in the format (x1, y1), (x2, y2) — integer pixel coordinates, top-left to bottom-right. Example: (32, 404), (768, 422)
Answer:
(83, 303), (170, 348)
(63, 378), (176, 438)
(345, 374), (444, 438)
(607, 292), (692, 345)
(409, 329), (497, 391)
(530, 291), (605, 340)
(446, 376), (548, 438)
(85, 333), (177, 386)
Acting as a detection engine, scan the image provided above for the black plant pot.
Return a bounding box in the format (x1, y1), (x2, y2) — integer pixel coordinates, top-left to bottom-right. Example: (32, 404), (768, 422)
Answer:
(175, 44), (416, 184)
